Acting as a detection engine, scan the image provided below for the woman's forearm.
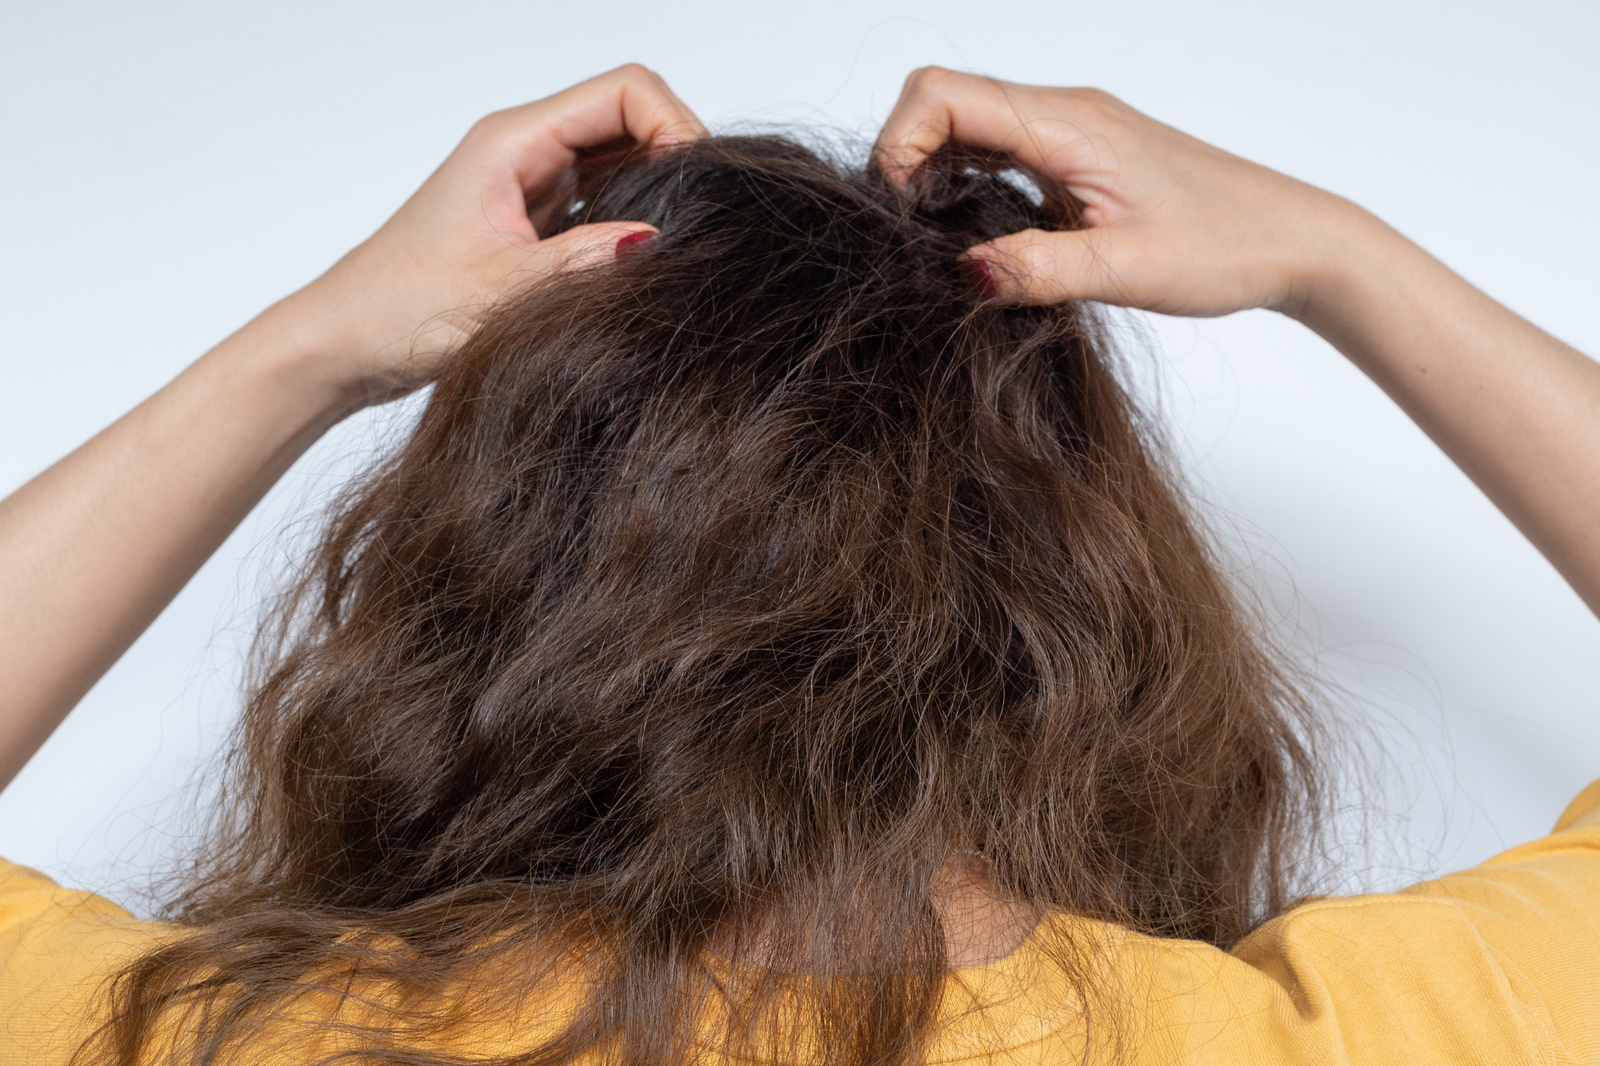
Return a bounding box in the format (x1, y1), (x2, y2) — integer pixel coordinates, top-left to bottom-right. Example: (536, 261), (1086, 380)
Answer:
(0, 68), (700, 794)
(1291, 203), (1600, 616)
(0, 298), (352, 791)
(871, 73), (1600, 621)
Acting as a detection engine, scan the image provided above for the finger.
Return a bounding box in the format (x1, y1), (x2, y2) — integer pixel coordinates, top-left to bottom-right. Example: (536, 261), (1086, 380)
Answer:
(513, 221), (660, 281)
(873, 66), (969, 184)
(496, 65), (708, 193)
(874, 68), (1092, 190)
(552, 63), (708, 152)
(875, 68), (1042, 185)
(967, 228), (1128, 307)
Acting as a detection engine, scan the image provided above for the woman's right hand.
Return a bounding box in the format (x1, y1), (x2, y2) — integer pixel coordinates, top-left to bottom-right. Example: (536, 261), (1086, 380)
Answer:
(0, 66), (706, 791)
(284, 63), (706, 409)
(873, 67), (1353, 318)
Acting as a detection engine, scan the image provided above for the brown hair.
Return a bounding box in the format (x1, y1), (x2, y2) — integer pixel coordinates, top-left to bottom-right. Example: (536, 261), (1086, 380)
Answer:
(81, 135), (1326, 1066)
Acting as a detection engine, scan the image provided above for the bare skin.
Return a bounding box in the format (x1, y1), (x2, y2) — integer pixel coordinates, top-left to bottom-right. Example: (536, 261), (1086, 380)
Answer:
(935, 861), (1040, 966)
(3, 65), (1597, 971)
(868, 70), (1600, 964)
(873, 67), (1600, 622)
(0, 64), (702, 795)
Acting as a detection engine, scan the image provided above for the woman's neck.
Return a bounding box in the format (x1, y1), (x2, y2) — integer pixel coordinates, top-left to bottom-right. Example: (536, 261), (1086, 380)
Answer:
(710, 860), (1039, 971)
(934, 862), (1039, 968)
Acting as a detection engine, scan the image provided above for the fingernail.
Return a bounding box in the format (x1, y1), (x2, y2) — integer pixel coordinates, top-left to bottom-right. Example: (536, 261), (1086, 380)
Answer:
(961, 257), (999, 299)
(614, 231), (656, 261)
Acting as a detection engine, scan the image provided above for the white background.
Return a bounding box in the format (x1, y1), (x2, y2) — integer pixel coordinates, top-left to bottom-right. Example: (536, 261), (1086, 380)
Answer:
(1, 0), (1596, 912)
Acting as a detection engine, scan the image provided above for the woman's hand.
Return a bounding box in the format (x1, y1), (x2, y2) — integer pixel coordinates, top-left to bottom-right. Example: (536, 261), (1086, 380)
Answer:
(876, 66), (1600, 621)
(283, 63), (705, 406)
(0, 67), (706, 791)
(873, 67), (1349, 316)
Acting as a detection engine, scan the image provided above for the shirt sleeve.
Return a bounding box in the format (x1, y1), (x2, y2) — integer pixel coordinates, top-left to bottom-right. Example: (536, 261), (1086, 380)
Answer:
(0, 858), (175, 1065)
(1222, 776), (1600, 1065)
(1396, 776), (1600, 1057)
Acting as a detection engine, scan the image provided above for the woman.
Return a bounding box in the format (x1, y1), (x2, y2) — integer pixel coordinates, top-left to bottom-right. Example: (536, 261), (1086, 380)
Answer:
(0, 64), (1595, 1065)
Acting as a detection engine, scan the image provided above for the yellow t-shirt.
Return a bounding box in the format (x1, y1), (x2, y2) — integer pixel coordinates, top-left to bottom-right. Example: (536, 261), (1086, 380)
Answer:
(3, 779), (1598, 1065)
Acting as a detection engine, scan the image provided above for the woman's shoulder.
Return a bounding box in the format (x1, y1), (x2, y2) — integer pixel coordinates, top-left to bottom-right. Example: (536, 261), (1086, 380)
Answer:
(0, 858), (179, 1065)
(935, 777), (1600, 1065)
(960, 779), (1600, 1065)
(0, 857), (183, 966)
(1191, 778), (1600, 1064)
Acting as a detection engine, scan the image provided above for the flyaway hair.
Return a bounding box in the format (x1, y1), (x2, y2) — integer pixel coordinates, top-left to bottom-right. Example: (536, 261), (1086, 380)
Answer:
(79, 135), (1327, 1066)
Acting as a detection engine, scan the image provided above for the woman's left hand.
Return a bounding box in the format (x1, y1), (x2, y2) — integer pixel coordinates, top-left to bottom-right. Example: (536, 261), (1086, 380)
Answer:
(284, 63), (705, 407)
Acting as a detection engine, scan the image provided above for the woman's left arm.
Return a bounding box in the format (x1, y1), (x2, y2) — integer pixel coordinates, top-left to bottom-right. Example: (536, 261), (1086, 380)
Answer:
(0, 64), (703, 791)
(874, 68), (1600, 621)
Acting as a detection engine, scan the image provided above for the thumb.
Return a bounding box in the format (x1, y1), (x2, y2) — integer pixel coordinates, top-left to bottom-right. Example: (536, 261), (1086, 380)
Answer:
(472, 221), (656, 326)
(482, 220), (660, 288)
(968, 227), (1127, 307)
(520, 221), (659, 277)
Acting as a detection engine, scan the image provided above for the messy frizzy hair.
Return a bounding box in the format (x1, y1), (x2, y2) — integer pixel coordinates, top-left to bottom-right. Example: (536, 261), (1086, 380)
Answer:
(79, 134), (1325, 1066)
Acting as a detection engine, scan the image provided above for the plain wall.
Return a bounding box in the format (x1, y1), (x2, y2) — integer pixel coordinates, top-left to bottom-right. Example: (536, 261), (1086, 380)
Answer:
(2, 0), (1597, 910)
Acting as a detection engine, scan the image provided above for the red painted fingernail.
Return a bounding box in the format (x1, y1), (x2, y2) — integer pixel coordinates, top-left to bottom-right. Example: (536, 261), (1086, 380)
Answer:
(961, 257), (1000, 299)
(614, 230), (656, 261)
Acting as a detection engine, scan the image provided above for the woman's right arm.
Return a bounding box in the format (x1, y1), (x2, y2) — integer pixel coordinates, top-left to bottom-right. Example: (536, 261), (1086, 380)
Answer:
(874, 68), (1600, 619)
(0, 65), (703, 793)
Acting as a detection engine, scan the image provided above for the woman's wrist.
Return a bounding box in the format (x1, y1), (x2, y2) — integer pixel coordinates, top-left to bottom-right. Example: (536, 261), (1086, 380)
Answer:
(1264, 190), (1397, 327)
(210, 287), (381, 430)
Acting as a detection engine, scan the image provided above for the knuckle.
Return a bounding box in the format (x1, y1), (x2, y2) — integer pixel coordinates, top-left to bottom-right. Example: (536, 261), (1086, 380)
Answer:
(1021, 237), (1079, 289)
(1065, 87), (1123, 118)
(612, 61), (653, 82)
(466, 111), (506, 141)
(1017, 238), (1060, 275)
(903, 65), (951, 96)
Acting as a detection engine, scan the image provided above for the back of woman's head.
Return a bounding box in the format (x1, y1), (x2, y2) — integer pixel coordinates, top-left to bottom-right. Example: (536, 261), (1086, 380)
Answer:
(86, 136), (1323, 1066)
